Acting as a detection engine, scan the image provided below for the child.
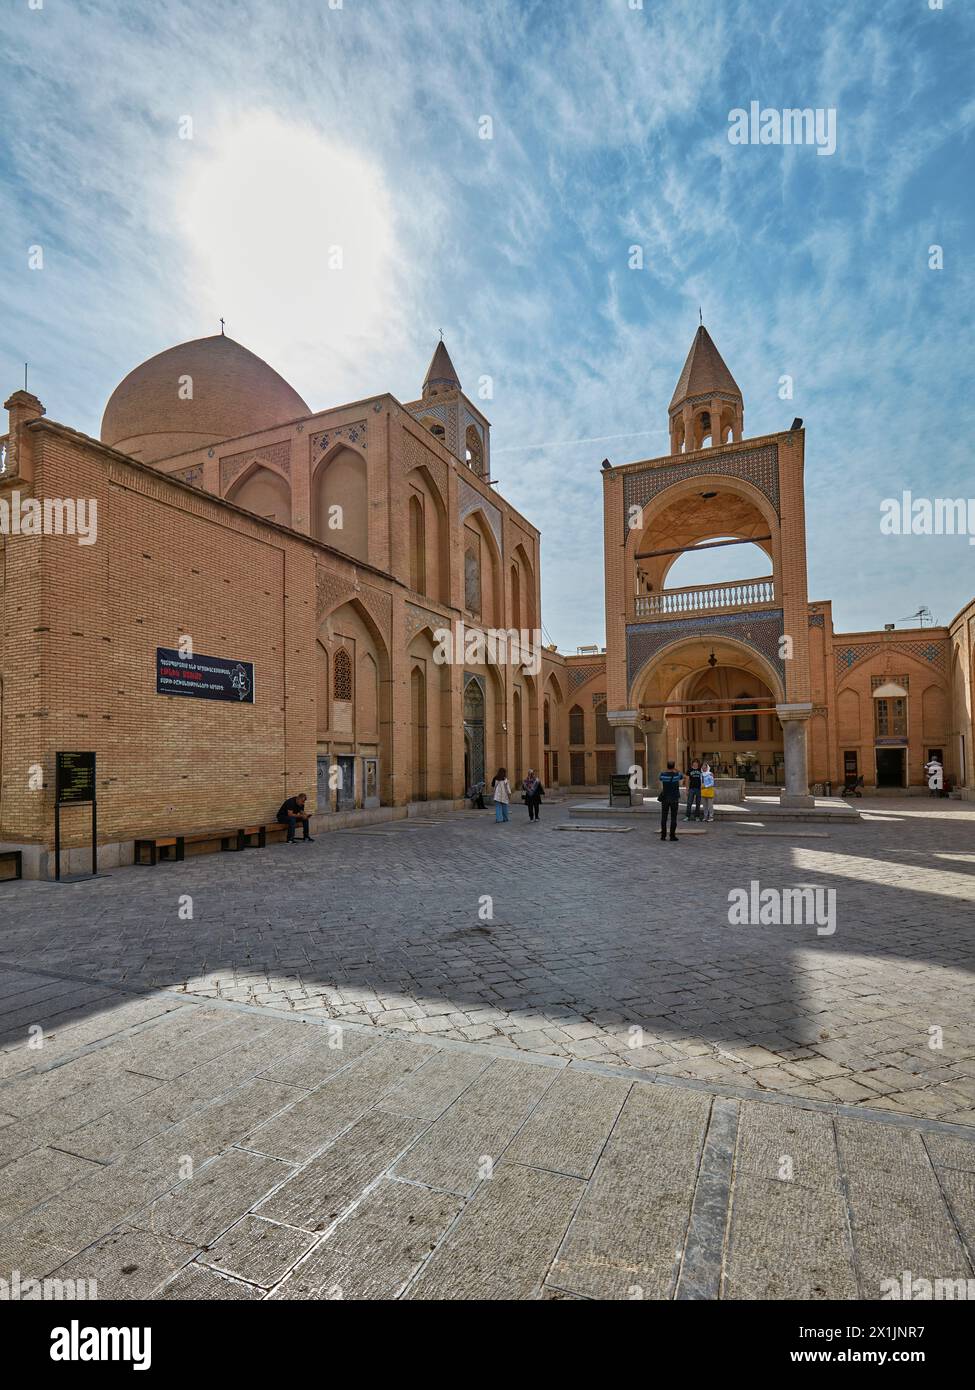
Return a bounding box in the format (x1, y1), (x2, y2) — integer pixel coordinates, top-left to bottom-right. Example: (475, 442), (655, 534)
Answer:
(701, 762), (715, 822)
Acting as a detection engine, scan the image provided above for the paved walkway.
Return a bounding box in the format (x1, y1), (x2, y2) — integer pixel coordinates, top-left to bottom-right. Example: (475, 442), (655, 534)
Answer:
(1, 976), (974, 1300)
(0, 798), (973, 1121)
(1, 797), (974, 1299)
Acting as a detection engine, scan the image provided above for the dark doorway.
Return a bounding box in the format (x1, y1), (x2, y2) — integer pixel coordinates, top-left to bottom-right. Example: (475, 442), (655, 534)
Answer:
(876, 748), (905, 788)
(337, 755), (356, 810)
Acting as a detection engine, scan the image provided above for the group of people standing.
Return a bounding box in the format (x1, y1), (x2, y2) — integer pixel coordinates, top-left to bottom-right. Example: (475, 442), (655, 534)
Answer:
(490, 768), (544, 822)
(658, 758), (715, 841)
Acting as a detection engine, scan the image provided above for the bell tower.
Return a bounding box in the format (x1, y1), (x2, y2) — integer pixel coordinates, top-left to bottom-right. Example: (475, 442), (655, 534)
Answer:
(668, 324), (744, 455)
(405, 337), (491, 479)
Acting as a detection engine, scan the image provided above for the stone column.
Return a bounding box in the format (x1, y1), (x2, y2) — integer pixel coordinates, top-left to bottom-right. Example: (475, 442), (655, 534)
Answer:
(607, 709), (639, 777)
(641, 718), (667, 789)
(710, 395), (724, 447)
(777, 703), (814, 807)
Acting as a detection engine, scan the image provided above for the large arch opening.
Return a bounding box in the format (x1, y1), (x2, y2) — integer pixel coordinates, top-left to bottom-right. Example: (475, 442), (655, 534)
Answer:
(631, 482), (777, 620)
(632, 635), (785, 788)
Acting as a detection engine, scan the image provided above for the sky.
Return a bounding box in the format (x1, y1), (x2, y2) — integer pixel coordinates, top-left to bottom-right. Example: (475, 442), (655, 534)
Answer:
(2, 0), (973, 650)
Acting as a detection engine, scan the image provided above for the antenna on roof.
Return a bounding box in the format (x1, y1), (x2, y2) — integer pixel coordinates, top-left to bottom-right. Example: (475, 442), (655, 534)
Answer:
(438, 327), (444, 341)
(24, 363), (28, 391)
(220, 318), (225, 336)
(897, 606), (934, 627)
(699, 307), (703, 326)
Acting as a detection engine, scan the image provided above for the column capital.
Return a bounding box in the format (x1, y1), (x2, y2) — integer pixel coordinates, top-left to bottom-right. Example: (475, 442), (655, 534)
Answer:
(606, 708), (639, 728)
(775, 702), (813, 723)
(638, 718), (665, 735)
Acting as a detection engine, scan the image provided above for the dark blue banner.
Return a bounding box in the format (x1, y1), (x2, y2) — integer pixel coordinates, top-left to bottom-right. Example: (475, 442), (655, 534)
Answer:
(156, 648), (255, 703)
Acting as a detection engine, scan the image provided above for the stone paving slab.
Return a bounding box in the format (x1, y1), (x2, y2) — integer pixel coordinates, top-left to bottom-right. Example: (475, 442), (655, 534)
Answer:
(3, 799), (972, 1120)
(1, 995), (974, 1299)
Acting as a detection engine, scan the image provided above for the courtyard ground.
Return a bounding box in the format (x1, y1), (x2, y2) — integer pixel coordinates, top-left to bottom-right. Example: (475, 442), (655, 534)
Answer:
(0, 797), (973, 1299)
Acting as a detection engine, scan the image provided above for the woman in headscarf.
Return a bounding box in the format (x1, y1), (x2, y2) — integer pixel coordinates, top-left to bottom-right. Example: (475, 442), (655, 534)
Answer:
(522, 768), (544, 822)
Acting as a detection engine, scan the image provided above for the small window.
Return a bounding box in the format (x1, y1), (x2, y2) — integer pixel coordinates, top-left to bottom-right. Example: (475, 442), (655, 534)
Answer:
(333, 647), (353, 702)
(875, 697), (906, 738)
(595, 702), (612, 745)
(569, 705), (585, 745)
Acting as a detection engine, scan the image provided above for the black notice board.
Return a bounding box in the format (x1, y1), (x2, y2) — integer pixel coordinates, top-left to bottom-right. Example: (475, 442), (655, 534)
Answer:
(610, 773), (633, 804)
(156, 649), (255, 703)
(56, 751), (96, 804)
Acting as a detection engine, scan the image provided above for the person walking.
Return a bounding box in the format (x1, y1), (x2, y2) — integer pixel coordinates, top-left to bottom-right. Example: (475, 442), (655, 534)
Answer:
(491, 767), (511, 823)
(701, 761), (716, 822)
(685, 758), (703, 821)
(522, 769), (544, 821)
(658, 760), (683, 841)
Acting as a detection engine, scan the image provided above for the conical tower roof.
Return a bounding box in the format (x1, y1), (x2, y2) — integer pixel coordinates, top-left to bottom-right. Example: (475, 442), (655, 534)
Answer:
(422, 339), (461, 398)
(669, 325), (741, 412)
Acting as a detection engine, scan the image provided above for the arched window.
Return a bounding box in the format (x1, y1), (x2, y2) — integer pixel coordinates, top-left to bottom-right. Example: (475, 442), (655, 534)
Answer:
(464, 529), (482, 615)
(543, 698), (551, 746)
(569, 704), (585, 745)
(333, 647), (353, 702)
(510, 564), (521, 630)
(465, 424), (483, 475)
(316, 642), (329, 732)
(409, 493), (425, 594)
(595, 701), (612, 744)
(464, 678), (485, 723)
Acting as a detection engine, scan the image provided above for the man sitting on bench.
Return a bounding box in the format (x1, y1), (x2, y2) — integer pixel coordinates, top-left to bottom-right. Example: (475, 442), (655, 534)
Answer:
(276, 792), (314, 843)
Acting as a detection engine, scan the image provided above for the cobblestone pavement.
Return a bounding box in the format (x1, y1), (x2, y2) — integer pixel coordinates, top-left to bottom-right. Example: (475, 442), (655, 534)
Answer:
(1, 981), (974, 1300)
(0, 798), (973, 1126)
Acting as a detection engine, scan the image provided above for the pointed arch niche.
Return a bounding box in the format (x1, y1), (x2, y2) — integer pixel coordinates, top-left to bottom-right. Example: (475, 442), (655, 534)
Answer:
(406, 466), (448, 603)
(226, 464), (291, 526)
(312, 446), (368, 560)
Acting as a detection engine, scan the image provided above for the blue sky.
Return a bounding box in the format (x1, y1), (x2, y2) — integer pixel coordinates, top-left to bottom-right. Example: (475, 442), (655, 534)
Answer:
(2, 0), (973, 649)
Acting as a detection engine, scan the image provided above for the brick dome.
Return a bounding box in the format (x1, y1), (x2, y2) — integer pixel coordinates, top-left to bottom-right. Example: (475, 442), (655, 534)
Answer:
(100, 334), (310, 463)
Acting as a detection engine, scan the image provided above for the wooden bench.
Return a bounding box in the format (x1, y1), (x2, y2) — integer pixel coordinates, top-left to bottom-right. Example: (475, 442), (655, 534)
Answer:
(134, 829), (240, 865)
(0, 849), (23, 882)
(238, 823), (288, 850)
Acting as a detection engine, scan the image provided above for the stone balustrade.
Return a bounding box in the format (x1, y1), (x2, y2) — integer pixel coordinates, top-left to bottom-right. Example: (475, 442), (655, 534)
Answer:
(634, 575), (774, 619)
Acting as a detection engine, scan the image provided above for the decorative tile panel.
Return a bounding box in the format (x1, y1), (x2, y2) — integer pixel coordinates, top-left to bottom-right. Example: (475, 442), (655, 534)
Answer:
(220, 440), (292, 493)
(836, 642), (947, 677)
(406, 602), (448, 642)
(171, 464), (204, 486)
(458, 476), (503, 553)
(622, 443), (779, 520)
(567, 662), (605, 692)
(627, 608), (786, 690)
(310, 421), (368, 460)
